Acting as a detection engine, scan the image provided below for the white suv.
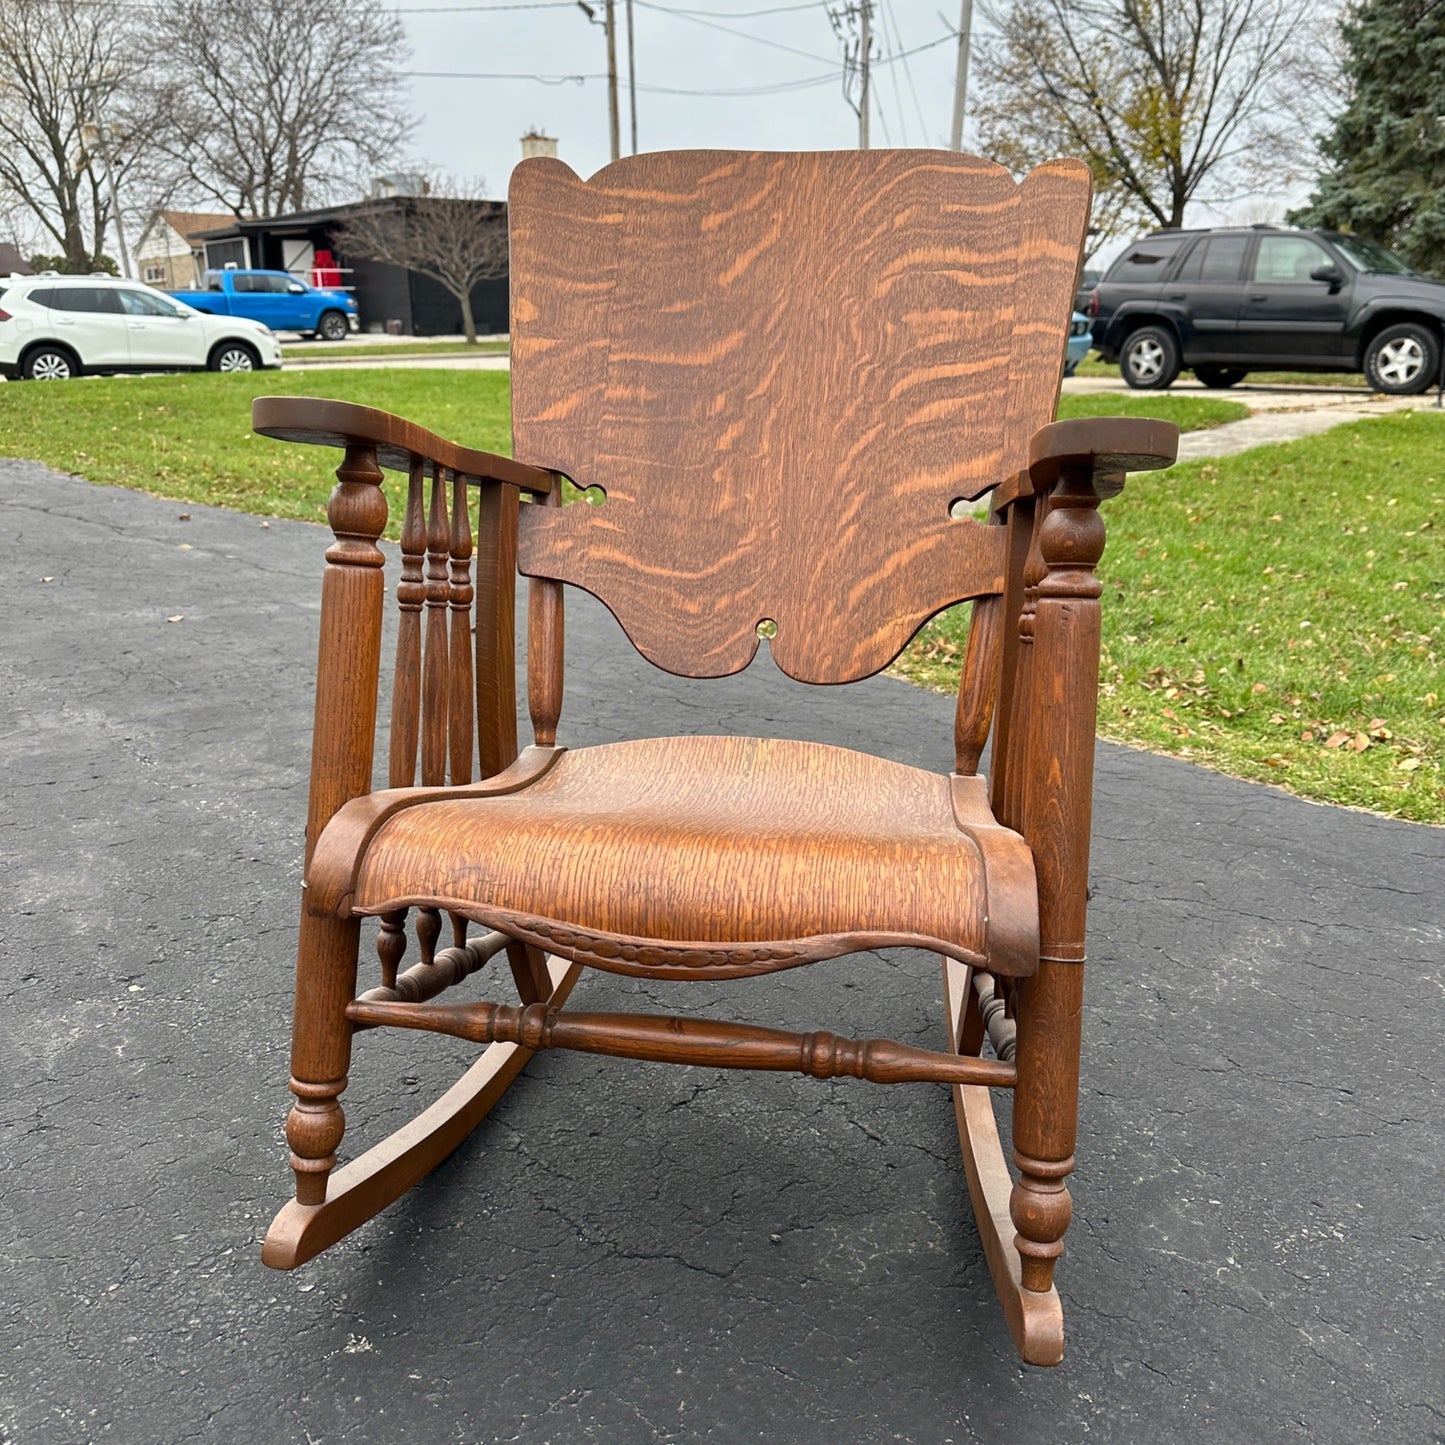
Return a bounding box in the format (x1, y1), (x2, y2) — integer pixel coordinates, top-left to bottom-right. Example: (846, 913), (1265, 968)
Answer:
(0, 274), (283, 380)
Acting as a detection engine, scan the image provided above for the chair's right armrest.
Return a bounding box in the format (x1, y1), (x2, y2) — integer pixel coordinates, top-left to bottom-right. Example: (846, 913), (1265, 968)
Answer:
(1027, 416), (1178, 499)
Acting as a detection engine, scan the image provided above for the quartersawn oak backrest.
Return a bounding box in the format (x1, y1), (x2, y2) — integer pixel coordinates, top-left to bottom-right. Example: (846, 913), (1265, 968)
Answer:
(509, 150), (1092, 684)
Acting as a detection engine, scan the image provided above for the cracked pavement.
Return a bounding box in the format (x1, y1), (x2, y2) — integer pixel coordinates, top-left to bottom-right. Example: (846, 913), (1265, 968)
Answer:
(1, 459), (1441, 1444)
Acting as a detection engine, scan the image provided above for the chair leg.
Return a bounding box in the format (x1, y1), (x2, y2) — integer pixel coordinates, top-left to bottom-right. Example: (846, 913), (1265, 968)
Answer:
(1008, 958), (1083, 1308)
(262, 938), (583, 1270)
(283, 910), (362, 1207)
(943, 958), (1065, 1366)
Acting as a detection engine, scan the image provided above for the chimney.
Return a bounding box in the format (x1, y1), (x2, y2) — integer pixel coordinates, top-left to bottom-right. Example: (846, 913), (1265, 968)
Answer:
(521, 130), (558, 161)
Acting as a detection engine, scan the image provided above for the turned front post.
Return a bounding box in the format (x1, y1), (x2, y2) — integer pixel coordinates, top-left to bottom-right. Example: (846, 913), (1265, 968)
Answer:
(286, 443), (388, 1207)
(1009, 464), (1106, 1295)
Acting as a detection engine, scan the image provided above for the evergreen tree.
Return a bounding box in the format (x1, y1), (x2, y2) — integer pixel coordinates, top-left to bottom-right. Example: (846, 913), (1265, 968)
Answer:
(1290, 0), (1445, 272)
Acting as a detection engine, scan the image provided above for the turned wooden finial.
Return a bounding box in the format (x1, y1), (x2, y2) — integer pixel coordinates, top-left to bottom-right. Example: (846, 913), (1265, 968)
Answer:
(325, 444), (387, 567)
(1034, 465), (1106, 599)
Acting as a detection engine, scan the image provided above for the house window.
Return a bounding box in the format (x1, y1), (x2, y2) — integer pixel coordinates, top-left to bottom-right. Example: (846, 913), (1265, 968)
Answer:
(143, 262), (165, 284)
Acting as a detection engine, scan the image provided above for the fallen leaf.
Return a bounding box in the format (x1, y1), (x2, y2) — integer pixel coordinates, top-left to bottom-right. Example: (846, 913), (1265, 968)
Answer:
(167, 615), (184, 623)
(40, 576), (53, 583)
(1325, 731), (1350, 748)
(1251, 682), (1268, 695)
(1349, 732), (1370, 752)
(1397, 757), (1422, 772)
(260, 520), (270, 529)
(177, 513), (190, 521)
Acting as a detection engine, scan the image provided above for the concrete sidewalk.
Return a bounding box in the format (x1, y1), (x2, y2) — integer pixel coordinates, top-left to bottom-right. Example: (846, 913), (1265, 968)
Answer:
(1, 461), (1441, 1444)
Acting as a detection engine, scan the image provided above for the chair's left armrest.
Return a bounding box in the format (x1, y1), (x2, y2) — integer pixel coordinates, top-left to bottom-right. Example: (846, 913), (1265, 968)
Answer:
(252, 395), (555, 494)
(1027, 416), (1179, 499)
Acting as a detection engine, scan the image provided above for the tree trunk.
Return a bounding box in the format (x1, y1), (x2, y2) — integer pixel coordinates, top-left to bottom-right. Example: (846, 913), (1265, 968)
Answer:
(458, 287), (478, 345)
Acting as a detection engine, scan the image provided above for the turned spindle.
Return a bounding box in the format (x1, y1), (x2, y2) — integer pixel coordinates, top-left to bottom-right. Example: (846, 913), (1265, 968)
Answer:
(448, 468), (475, 787)
(420, 463), (450, 788)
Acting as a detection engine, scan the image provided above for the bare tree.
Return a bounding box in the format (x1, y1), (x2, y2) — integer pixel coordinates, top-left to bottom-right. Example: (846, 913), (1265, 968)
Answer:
(151, 0), (413, 218)
(976, 0), (1314, 246)
(0, 0), (162, 271)
(334, 182), (508, 344)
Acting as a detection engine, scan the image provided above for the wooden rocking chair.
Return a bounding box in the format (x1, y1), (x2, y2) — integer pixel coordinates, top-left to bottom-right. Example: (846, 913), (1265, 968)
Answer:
(253, 150), (1177, 1366)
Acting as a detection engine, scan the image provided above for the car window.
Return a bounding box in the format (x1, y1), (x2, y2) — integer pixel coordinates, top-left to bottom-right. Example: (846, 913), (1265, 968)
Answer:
(50, 287), (122, 313)
(1253, 235), (1331, 284)
(119, 288), (184, 318)
(1327, 233), (1412, 275)
(206, 274), (224, 291)
(267, 275), (297, 293)
(232, 274), (264, 293)
(1104, 235), (1188, 282)
(26, 287), (55, 308)
(1177, 236), (1249, 282)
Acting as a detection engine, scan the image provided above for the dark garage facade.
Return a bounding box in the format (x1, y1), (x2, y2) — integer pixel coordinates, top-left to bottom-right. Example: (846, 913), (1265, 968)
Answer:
(196, 199), (509, 337)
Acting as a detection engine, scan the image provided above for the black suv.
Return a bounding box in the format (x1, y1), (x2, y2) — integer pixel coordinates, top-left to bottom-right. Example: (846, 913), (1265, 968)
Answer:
(1088, 225), (1445, 394)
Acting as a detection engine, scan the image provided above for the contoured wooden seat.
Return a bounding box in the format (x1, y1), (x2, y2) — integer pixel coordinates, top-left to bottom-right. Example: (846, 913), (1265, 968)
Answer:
(314, 734), (1037, 978)
(249, 149), (1177, 1367)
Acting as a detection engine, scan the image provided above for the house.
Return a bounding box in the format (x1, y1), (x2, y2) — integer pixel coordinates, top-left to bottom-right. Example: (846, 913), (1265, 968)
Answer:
(0, 242), (31, 276)
(135, 210), (238, 289)
(194, 194), (508, 336)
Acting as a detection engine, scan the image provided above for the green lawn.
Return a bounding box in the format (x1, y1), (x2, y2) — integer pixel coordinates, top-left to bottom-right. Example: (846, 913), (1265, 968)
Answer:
(0, 370), (513, 528)
(2, 370), (1437, 820)
(897, 411), (1445, 823)
(282, 338), (509, 360)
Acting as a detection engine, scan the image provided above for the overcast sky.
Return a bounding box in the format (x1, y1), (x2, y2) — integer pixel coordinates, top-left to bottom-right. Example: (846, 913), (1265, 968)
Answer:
(390, 0), (1321, 267)
(397, 2), (996, 193)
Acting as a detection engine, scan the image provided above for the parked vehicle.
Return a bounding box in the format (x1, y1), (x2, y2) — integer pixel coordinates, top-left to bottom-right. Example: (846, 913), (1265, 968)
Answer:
(1087, 225), (1445, 394)
(168, 269), (358, 340)
(0, 274), (282, 380)
(1064, 311), (1092, 376)
(1073, 267), (1101, 317)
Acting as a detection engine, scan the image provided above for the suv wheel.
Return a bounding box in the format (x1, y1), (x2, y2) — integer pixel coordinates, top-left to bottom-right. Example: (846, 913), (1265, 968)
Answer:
(1121, 326), (1181, 390)
(1194, 365), (1247, 389)
(22, 344), (79, 381)
(1363, 322), (1439, 395)
(208, 341), (259, 373)
(316, 310), (349, 341)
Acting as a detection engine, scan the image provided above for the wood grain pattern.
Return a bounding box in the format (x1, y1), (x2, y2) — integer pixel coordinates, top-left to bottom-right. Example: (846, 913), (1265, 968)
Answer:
(341, 735), (1035, 974)
(508, 150), (1090, 683)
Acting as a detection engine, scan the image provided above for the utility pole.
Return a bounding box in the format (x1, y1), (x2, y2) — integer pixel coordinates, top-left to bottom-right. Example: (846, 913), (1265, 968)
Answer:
(605, 0), (621, 162)
(949, 0), (973, 151)
(81, 120), (133, 277)
(626, 0), (638, 154)
(858, 1), (871, 150)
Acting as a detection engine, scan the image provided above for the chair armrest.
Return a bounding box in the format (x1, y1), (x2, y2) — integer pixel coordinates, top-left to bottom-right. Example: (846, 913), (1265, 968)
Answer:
(1027, 416), (1179, 498)
(252, 395), (556, 495)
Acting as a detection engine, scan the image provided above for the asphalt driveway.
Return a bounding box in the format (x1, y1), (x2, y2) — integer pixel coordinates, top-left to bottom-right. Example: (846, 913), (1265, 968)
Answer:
(1, 460), (1441, 1444)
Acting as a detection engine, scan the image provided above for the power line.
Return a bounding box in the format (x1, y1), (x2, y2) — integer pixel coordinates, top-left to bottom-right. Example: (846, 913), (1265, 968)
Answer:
(633, 0), (836, 63)
(401, 67), (840, 94)
(877, 0), (909, 145)
(884, 0), (929, 143)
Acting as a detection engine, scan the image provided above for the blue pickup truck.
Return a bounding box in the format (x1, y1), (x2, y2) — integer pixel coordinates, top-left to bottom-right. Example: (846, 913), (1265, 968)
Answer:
(168, 269), (359, 340)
